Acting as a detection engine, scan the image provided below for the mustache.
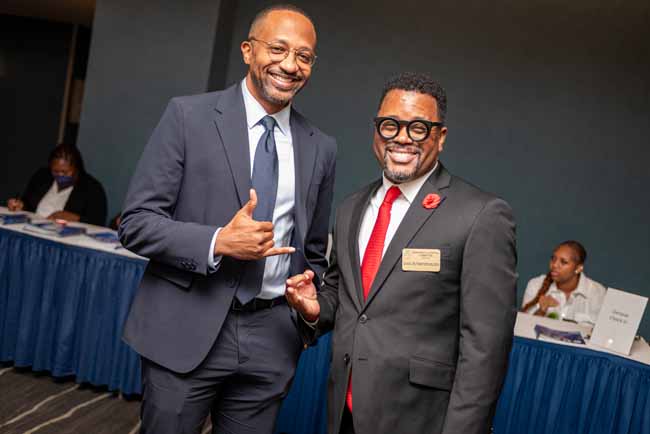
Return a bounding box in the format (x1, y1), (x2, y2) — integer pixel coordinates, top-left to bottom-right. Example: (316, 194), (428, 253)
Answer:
(268, 70), (302, 81)
(384, 143), (422, 155)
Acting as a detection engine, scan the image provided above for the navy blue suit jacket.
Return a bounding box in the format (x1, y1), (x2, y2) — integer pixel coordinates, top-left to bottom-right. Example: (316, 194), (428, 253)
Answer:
(119, 83), (337, 373)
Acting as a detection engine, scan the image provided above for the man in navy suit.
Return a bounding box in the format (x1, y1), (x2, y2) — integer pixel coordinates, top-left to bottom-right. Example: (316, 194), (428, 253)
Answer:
(119, 5), (336, 433)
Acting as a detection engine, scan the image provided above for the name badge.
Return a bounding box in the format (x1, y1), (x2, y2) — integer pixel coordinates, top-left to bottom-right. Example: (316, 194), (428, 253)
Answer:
(402, 248), (441, 272)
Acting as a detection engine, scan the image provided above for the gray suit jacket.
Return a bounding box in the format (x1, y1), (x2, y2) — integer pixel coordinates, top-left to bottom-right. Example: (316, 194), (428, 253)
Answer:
(310, 164), (516, 434)
(119, 83), (337, 374)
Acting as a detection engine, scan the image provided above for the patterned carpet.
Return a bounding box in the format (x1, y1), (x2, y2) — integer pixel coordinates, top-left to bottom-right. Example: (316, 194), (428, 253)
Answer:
(0, 365), (237, 434)
(0, 366), (141, 434)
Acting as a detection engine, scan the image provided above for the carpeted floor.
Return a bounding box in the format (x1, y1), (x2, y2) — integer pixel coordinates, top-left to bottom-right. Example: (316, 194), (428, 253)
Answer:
(0, 366), (214, 434)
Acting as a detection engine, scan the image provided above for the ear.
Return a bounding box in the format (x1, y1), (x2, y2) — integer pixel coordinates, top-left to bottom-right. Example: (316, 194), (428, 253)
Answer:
(241, 41), (252, 65)
(576, 266), (584, 274)
(437, 126), (448, 152)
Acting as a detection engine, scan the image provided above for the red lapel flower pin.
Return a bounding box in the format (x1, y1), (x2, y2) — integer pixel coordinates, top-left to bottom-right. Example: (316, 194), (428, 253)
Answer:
(422, 193), (442, 209)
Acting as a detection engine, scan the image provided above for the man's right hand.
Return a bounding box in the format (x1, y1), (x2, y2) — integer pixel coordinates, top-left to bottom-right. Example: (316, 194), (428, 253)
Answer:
(7, 198), (24, 211)
(286, 270), (320, 322)
(214, 189), (295, 260)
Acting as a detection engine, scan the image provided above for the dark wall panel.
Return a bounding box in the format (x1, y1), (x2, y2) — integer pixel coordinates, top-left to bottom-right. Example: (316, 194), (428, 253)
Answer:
(223, 0), (650, 336)
(76, 0), (223, 223)
(0, 15), (71, 202)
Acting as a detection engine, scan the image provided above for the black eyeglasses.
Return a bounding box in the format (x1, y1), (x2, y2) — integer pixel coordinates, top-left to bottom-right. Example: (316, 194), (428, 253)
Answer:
(248, 37), (317, 68)
(374, 117), (444, 142)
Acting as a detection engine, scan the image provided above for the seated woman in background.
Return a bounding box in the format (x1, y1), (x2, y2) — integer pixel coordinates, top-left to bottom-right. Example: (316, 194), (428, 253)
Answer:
(521, 240), (606, 324)
(6, 144), (107, 226)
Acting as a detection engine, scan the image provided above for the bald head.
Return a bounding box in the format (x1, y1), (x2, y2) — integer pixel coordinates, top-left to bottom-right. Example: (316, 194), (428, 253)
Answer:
(248, 4), (316, 43)
(241, 5), (317, 113)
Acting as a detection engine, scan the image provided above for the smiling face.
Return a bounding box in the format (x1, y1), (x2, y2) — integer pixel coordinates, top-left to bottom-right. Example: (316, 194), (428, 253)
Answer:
(240, 10), (316, 114)
(373, 90), (447, 183)
(549, 245), (583, 286)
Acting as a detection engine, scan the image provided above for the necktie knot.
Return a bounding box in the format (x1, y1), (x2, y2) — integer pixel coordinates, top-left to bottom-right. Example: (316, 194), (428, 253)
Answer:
(261, 115), (276, 132)
(383, 186), (401, 205)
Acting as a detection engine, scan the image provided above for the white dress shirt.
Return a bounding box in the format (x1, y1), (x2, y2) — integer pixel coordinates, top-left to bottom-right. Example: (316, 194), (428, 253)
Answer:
(35, 181), (74, 218)
(358, 163), (438, 263)
(208, 78), (295, 299)
(305, 163), (439, 327)
(522, 272), (607, 324)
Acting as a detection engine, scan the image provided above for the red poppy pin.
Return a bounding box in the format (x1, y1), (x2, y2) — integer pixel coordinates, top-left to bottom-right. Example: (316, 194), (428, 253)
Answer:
(422, 193), (442, 209)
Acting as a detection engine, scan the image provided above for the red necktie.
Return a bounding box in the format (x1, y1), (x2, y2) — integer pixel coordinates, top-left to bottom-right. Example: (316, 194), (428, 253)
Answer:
(347, 185), (401, 411)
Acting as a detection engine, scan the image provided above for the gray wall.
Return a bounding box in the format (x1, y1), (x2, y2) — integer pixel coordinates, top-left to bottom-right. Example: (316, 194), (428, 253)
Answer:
(0, 15), (71, 202)
(222, 0), (650, 336)
(76, 0), (225, 223)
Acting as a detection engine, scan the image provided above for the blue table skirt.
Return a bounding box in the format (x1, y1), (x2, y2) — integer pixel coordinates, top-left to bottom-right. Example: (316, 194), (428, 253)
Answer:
(0, 224), (331, 428)
(0, 228), (146, 395)
(276, 333), (331, 434)
(12, 223), (646, 434)
(494, 336), (650, 434)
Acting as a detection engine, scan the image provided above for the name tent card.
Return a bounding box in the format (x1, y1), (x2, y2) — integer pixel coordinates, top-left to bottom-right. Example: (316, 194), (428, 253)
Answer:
(590, 288), (648, 355)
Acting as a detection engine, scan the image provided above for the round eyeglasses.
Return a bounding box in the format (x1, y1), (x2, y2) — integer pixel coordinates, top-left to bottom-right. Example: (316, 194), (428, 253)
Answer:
(374, 116), (444, 142)
(248, 37), (317, 68)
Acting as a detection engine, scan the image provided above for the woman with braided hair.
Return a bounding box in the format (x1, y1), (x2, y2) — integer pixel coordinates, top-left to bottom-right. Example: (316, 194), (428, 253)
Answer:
(521, 240), (606, 325)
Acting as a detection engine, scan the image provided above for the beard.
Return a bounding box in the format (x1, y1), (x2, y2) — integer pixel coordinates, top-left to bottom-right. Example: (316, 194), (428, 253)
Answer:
(382, 143), (422, 183)
(250, 68), (305, 107)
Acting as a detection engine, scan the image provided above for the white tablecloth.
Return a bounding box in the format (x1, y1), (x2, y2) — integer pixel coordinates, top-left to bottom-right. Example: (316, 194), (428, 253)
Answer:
(0, 206), (145, 260)
(514, 311), (650, 365)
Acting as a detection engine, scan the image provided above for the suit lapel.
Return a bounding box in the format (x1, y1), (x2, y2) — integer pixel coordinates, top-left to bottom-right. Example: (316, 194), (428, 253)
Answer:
(290, 110), (316, 244)
(213, 83), (251, 207)
(363, 165), (452, 310)
(347, 181), (380, 310)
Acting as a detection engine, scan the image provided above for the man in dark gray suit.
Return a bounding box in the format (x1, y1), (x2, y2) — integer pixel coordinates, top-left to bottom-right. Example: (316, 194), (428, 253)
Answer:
(286, 72), (516, 434)
(119, 5), (336, 433)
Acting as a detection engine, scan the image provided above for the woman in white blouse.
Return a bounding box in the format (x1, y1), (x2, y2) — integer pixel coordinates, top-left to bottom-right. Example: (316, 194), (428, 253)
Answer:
(521, 240), (606, 325)
(6, 144), (107, 225)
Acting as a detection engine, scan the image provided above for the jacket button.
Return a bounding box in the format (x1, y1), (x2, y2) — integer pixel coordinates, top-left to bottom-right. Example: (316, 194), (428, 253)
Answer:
(343, 354), (350, 364)
(359, 314), (368, 324)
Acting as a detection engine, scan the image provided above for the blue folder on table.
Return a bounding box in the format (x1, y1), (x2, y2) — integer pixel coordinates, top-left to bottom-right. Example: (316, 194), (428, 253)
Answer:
(0, 213), (30, 225)
(23, 222), (86, 237)
(86, 232), (120, 243)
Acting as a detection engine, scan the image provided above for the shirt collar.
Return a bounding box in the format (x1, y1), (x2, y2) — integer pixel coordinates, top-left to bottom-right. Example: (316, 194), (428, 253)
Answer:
(548, 273), (589, 297)
(574, 273), (589, 296)
(241, 78), (291, 136)
(376, 161), (439, 205)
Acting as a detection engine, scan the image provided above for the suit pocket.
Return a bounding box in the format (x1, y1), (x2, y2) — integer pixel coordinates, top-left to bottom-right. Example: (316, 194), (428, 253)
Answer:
(408, 357), (456, 391)
(146, 261), (193, 290)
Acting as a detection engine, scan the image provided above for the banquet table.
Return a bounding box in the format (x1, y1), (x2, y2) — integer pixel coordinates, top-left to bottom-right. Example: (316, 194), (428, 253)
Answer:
(6, 209), (645, 433)
(0, 207), (333, 426)
(0, 210), (147, 394)
(492, 312), (650, 434)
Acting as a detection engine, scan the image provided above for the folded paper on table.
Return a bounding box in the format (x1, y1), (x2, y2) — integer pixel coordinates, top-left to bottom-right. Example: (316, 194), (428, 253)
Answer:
(590, 288), (648, 355)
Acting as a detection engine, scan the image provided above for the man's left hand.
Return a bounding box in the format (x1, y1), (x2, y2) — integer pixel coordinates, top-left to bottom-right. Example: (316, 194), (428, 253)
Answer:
(286, 270), (320, 322)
